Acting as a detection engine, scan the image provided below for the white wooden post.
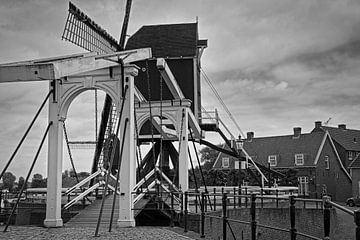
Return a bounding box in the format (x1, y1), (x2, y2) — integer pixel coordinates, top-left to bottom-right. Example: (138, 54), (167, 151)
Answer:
(44, 80), (63, 227)
(117, 66), (137, 227)
(178, 108), (189, 192)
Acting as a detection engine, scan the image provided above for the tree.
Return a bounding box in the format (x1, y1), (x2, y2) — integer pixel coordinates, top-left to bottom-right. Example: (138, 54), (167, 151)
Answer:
(31, 173), (47, 188)
(2, 172), (16, 192)
(17, 176), (26, 191)
(199, 146), (221, 171)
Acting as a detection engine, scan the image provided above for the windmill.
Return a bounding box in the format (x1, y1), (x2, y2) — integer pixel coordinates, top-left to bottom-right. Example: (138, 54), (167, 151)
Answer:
(61, 1), (133, 185)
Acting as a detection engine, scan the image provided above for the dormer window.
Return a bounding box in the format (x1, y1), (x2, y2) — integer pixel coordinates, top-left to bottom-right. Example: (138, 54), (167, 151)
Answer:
(325, 156), (330, 170)
(295, 154), (304, 166)
(348, 152), (353, 161)
(222, 157), (229, 168)
(268, 155), (277, 167)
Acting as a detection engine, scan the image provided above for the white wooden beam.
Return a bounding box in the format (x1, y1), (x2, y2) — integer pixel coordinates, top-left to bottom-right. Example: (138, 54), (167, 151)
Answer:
(0, 64), (55, 83)
(0, 48), (152, 83)
(188, 110), (202, 139)
(156, 58), (185, 99)
(53, 48), (151, 78)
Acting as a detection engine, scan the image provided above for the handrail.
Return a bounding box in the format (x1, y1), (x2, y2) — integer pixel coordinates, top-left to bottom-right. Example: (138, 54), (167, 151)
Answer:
(63, 181), (104, 209)
(327, 200), (354, 216)
(133, 168), (156, 192)
(65, 169), (102, 195)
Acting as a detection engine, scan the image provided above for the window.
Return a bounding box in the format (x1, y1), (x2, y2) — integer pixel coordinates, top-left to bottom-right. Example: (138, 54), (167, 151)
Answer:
(348, 151), (353, 161)
(325, 156), (330, 170)
(222, 157), (229, 168)
(295, 154), (304, 165)
(268, 155), (277, 167)
(298, 176), (309, 196)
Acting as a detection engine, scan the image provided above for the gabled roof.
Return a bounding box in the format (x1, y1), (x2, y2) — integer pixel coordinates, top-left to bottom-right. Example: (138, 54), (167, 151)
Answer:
(244, 132), (326, 167)
(125, 23), (199, 58)
(214, 132), (326, 169)
(312, 126), (360, 151)
(349, 154), (360, 168)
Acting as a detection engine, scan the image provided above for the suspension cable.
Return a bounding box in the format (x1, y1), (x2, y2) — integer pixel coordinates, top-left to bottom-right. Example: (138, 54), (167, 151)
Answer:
(0, 90), (52, 181)
(95, 85), (128, 237)
(189, 129), (213, 210)
(108, 118), (129, 232)
(200, 68), (245, 138)
(145, 60), (159, 194)
(4, 122), (52, 232)
(134, 110), (148, 192)
(63, 122), (80, 183)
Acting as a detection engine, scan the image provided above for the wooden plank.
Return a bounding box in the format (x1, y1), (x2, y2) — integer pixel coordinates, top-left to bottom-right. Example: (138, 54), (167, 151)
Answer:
(0, 64), (55, 83)
(188, 110), (201, 139)
(156, 58), (185, 99)
(0, 48), (152, 82)
(53, 48), (152, 78)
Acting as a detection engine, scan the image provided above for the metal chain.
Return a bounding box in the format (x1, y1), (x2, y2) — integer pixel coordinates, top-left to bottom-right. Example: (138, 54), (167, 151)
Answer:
(145, 60), (158, 192)
(63, 121), (80, 183)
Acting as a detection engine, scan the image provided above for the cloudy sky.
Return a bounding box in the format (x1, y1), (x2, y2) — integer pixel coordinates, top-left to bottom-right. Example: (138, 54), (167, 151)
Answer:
(1, 0), (360, 178)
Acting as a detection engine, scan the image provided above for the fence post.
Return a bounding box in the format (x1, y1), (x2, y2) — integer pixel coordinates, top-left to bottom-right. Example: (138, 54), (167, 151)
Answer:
(289, 195), (297, 240)
(181, 192), (184, 214)
(323, 196), (331, 240)
(170, 192), (174, 227)
(245, 187), (248, 208)
(250, 194), (257, 240)
(204, 191), (208, 212)
(195, 196), (198, 214)
(184, 191), (188, 233)
(260, 188), (263, 208)
(354, 209), (360, 240)
(222, 192), (228, 240)
(213, 188), (217, 211)
(276, 189), (279, 208)
(201, 192), (205, 238)
(238, 185), (242, 208)
(234, 187), (237, 209)
(0, 191), (2, 212)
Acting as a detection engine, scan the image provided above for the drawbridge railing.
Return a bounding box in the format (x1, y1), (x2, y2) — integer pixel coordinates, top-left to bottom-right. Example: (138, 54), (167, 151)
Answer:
(180, 189), (360, 240)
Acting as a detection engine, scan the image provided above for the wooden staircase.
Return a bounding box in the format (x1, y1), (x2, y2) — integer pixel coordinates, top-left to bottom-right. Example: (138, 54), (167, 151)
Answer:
(66, 195), (119, 227)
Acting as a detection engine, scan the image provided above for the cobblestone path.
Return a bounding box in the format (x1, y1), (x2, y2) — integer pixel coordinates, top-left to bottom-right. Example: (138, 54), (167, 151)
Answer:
(0, 226), (195, 240)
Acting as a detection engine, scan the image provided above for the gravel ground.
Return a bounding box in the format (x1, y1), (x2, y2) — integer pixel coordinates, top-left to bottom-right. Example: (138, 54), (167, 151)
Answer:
(0, 226), (195, 240)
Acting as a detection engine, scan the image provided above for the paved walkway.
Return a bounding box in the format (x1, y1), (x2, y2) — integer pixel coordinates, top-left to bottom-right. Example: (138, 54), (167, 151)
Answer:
(0, 226), (196, 240)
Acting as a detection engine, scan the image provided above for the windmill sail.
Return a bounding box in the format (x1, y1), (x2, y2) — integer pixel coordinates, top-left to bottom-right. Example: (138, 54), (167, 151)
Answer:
(62, 2), (121, 54)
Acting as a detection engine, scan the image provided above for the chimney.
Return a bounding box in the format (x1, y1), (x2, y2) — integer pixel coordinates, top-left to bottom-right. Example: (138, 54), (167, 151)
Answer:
(315, 121), (322, 128)
(293, 127), (301, 138)
(247, 132), (254, 141)
(338, 124), (346, 130)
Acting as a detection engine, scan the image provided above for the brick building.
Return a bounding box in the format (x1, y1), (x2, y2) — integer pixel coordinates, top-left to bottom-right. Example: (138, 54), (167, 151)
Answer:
(312, 121), (360, 169)
(213, 127), (352, 201)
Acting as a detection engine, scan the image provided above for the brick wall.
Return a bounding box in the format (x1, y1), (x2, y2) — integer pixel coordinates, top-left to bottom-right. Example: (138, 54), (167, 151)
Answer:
(180, 207), (337, 240)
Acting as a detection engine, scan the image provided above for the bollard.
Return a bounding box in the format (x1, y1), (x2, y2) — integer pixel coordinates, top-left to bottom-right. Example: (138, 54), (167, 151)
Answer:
(222, 192), (228, 240)
(200, 192), (205, 238)
(250, 194), (257, 240)
(354, 210), (360, 240)
(323, 196), (331, 240)
(213, 188), (217, 211)
(184, 191), (188, 232)
(289, 195), (297, 240)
